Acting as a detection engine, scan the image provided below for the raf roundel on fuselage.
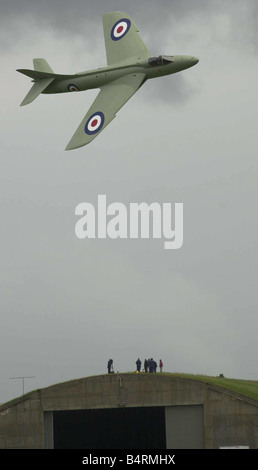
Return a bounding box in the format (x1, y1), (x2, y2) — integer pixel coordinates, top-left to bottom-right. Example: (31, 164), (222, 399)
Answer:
(68, 84), (80, 92)
(111, 19), (131, 41)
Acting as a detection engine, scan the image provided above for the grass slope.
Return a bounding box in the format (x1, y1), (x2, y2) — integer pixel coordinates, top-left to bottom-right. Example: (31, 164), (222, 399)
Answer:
(168, 373), (258, 402)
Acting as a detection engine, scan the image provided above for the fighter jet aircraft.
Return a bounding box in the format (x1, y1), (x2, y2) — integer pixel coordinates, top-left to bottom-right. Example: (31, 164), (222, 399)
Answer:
(17, 11), (199, 150)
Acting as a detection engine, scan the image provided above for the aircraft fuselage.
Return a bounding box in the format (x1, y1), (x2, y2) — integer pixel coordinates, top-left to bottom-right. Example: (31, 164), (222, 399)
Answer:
(43, 55), (199, 95)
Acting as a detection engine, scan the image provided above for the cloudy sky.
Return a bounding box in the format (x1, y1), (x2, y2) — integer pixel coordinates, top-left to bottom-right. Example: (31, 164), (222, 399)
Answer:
(1, 0), (258, 403)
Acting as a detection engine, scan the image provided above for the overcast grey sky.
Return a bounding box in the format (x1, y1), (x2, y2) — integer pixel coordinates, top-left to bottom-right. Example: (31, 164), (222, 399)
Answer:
(1, 0), (258, 403)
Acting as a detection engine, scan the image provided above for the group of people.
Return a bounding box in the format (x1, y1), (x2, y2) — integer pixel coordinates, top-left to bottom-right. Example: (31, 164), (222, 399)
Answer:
(107, 358), (164, 374)
(136, 358), (163, 373)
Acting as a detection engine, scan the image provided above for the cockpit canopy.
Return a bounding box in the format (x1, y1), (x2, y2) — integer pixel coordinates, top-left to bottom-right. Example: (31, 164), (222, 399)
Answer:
(148, 55), (174, 66)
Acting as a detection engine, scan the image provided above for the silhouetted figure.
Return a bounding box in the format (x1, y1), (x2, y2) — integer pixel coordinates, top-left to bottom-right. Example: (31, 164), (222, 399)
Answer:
(136, 358), (141, 372)
(153, 360), (157, 373)
(107, 359), (113, 373)
(144, 359), (148, 373)
(159, 359), (163, 373)
(149, 358), (154, 373)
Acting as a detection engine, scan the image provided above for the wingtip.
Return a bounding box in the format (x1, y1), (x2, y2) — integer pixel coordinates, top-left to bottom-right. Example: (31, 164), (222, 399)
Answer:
(65, 142), (77, 151)
(65, 138), (90, 151)
(65, 143), (86, 151)
(65, 143), (79, 151)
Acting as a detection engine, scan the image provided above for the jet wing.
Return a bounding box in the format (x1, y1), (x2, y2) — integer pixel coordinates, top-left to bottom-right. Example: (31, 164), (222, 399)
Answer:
(103, 12), (150, 65)
(65, 73), (146, 150)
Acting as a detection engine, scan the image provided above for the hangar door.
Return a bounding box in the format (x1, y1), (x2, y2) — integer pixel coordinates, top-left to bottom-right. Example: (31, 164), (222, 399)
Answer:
(165, 405), (205, 449)
(44, 405), (204, 449)
(49, 407), (166, 449)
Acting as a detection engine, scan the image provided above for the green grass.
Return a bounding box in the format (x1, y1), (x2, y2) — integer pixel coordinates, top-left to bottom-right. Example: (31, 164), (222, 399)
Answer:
(163, 372), (258, 402)
(123, 371), (258, 401)
(2, 372), (258, 408)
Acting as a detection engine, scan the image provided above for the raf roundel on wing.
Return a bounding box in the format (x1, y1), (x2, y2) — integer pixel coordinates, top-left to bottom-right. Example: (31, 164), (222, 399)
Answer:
(111, 19), (131, 41)
(84, 112), (105, 135)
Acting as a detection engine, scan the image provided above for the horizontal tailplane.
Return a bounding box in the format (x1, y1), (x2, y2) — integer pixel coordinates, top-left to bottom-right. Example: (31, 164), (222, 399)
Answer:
(17, 58), (55, 106)
(17, 57), (78, 105)
(19, 77), (55, 106)
(17, 69), (55, 80)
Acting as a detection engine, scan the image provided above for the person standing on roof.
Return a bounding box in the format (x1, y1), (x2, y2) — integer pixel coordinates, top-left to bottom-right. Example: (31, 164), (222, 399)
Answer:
(149, 358), (154, 373)
(136, 358), (141, 373)
(107, 359), (113, 373)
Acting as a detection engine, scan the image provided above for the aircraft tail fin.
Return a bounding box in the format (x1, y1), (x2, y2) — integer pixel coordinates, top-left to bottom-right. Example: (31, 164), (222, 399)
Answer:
(33, 58), (54, 74)
(17, 58), (55, 106)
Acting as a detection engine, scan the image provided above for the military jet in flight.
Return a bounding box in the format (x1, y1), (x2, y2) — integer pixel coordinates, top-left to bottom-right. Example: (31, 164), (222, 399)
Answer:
(17, 11), (199, 150)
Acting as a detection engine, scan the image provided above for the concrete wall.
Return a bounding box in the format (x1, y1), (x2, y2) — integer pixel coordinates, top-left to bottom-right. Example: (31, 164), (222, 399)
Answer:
(0, 373), (258, 449)
(205, 387), (258, 448)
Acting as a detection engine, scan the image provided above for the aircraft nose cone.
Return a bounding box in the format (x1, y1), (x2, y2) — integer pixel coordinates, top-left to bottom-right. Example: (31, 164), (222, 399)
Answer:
(192, 56), (199, 65)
